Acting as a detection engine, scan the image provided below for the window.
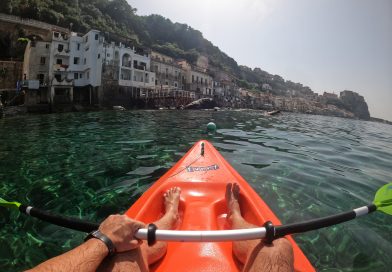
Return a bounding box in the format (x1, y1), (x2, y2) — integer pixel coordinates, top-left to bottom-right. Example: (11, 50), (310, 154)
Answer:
(175, 83), (178, 87)
(45, 44), (49, 49)
(85, 36), (88, 42)
(95, 34), (99, 40)
(54, 73), (61, 81)
(133, 60), (137, 68)
(165, 81), (168, 85)
(37, 74), (44, 84)
(77, 43), (80, 50)
(74, 73), (79, 79)
(84, 58), (86, 65)
(58, 44), (64, 51)
(80, 73), (83, 79)
(155, 80), (158, 85)
(56, 59), (62, 65)
(197, 76), (199, 83)
(74, 57), (80, 65)
(192, 75), (194, 83)
(107, 53), (110, 57)
(87, 71), (90, 79)
(54, 32), (59, 38)
(201, 78), (203, 84)
(40, 57), (46, 65)
(98, 54), (100, 59)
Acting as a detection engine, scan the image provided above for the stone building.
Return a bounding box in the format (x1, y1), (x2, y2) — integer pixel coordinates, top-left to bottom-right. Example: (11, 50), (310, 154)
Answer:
(323, 92), (338, 99)
(177, 60), (213, 98)
(213, 71), (237, 97)
(150, 51), (184, 91)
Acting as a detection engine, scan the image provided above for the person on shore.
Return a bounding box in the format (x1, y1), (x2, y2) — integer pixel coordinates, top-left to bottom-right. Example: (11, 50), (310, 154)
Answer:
(26, 185), (293, 272)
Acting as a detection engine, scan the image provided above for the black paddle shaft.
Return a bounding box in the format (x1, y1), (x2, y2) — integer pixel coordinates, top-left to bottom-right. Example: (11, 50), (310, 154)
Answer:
(272, 204), (377, 239)
(19, 204), (99, 233)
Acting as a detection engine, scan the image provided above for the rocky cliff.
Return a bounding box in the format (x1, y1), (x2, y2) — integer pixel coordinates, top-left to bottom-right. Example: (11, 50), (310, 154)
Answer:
(340, 90), (370, 120)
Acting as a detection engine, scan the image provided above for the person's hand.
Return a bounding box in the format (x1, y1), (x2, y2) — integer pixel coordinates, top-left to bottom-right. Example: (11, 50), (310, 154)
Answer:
(99, 214), (145, 252)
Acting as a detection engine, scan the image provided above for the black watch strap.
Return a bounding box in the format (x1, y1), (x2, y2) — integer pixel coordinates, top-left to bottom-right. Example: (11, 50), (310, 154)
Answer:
(85, 230), (116, 257)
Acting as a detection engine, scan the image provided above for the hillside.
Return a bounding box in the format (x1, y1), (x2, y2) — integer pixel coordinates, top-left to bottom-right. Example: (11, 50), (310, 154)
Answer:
(0, 0), (315, 96)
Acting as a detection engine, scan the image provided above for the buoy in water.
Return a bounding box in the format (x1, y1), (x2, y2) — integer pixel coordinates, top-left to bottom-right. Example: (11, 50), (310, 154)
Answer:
(207, 122), (217, 133)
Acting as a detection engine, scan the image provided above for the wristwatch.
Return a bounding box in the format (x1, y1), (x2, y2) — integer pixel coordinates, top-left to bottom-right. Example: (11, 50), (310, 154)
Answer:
(85, 230), (116, 257)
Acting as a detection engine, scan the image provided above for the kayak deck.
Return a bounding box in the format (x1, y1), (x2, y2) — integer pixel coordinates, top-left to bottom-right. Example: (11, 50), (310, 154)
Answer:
(125, 140), (315, 271)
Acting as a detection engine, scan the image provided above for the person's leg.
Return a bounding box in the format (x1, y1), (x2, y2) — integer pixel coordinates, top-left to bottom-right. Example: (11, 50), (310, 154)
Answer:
(97, 187), (181, 272)
(242, 238), (294, 272)
(141, 187), (181, 265)
(226, 183), (294, 272)
(226, 183), (261, 264)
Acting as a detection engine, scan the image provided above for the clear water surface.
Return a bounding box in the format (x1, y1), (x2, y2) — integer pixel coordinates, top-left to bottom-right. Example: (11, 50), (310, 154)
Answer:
(0, 110), (391, 271)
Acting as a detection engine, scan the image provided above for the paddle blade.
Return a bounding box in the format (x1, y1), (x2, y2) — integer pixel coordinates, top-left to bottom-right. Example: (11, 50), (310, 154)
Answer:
(374, 183), (392, 215)
(0, 198), (21, 209)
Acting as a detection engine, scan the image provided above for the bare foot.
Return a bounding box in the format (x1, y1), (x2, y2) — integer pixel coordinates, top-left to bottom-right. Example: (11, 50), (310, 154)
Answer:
(226, 183), (241, 223)
(163, 187), (181, 220)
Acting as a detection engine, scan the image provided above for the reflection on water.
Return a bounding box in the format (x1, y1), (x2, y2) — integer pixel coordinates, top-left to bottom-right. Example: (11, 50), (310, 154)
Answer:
(1, 110), (392, 271)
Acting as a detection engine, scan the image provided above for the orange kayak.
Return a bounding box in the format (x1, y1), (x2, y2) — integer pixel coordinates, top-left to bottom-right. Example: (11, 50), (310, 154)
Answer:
(125, 140), (315, 271)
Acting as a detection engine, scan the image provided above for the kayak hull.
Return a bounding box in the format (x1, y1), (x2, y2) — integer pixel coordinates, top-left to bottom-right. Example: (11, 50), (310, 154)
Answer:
(125, 140), (315, 271)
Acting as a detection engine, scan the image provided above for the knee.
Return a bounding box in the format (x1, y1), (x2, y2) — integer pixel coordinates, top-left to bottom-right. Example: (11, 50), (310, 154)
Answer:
(271, 238), (293, 255)
(272, 238), (292, 250)
(270, 238), (294, 263)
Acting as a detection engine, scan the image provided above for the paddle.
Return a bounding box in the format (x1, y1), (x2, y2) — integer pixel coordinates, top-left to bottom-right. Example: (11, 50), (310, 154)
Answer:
(1, 183), (391, 242)
(0, 197), (99, 232)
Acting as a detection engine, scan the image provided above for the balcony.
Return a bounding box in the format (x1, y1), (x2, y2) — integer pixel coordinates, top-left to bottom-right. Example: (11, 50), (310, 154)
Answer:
(55, 48), (70, 57)
(122, 61), (132, 69)
(53, 64), (69, 72)
(52, 32), (69, 41)
(52, 76), (73, 86)
(134, 65), (146, 71)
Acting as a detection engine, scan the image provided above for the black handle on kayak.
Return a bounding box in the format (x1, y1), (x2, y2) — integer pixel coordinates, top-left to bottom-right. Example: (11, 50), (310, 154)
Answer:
(19, 204), (99, 233)
(269, 204), (377, 240)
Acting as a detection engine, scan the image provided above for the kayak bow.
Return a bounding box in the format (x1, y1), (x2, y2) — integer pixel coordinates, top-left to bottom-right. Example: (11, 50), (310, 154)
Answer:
(125, 140), (315, 271)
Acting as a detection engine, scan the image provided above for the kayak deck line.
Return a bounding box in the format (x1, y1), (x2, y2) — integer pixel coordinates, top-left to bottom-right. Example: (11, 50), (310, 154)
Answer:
(125, 140), (315, 272)
(167, 153), (202, 179)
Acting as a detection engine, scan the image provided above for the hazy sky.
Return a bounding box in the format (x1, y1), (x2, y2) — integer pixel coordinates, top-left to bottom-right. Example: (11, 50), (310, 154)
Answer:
(128, 0), (392, 121)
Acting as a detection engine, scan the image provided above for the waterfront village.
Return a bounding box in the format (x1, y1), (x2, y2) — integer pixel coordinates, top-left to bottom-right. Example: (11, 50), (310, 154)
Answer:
(0, 14), (371, 120)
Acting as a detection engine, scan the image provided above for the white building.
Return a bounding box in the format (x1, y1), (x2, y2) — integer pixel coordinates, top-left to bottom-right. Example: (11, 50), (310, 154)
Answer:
(104, 42), (155, 89)
(23, 29), (104, 105)
(24, 28), (160, 107)
(50, 30), (104, 103)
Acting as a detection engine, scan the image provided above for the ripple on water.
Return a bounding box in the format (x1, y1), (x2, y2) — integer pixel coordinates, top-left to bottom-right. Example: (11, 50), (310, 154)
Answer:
(1, 111), (392, 271)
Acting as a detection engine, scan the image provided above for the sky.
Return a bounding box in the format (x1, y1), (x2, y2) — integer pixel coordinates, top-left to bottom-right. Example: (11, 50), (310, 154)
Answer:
(128, 0), (392, 121)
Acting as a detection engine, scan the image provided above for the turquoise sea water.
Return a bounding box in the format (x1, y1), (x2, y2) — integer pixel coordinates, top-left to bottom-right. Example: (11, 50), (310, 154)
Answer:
(0, 110), (391, 271)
